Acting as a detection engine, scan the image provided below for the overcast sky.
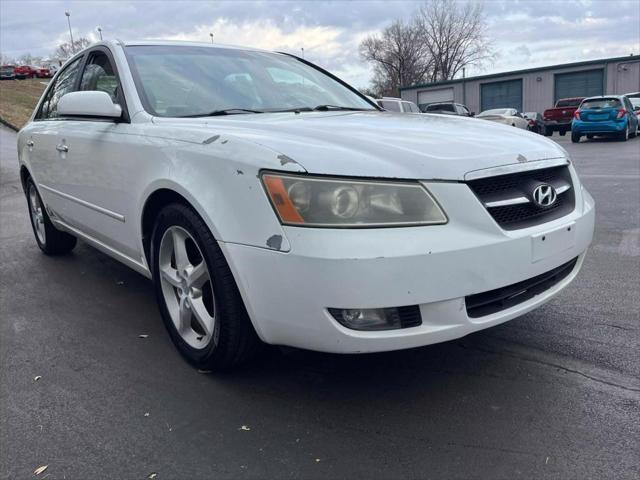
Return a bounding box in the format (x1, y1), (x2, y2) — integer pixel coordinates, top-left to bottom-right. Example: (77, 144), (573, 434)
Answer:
(1, 0), (638, 87)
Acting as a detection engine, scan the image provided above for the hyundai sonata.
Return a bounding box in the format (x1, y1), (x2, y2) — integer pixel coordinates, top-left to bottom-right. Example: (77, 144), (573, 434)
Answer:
(17, 41), (595, 370)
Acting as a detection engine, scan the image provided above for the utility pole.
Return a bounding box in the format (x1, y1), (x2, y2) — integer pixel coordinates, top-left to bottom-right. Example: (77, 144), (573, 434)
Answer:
(301, 47), (304, 59)
(97, 27), (103, 41)
(65, 11), (75, 51)
(209, 33), (214, 44)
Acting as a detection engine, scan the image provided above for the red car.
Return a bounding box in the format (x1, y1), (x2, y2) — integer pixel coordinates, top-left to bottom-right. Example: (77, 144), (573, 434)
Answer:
(543, 97), (584, 136)
(29, 66), (52, 78)
(13, 65), (31, 79)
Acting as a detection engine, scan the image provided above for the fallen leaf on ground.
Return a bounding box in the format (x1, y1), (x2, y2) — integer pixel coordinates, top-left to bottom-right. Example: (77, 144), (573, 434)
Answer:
(197, 369), (212, 374)
(144, 412), (150, 417)
(33, 376), (41, 381)
(33, 465), (48, 475)
(138, 334), (149, 338)
(148, 473), (157, 479)
(116, 281), (125, 285)
(239, 425), (251, 431)
(315, 459), (321, 463)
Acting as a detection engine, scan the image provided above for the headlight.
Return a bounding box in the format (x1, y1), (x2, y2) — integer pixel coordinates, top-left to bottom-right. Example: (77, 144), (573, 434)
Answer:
(261, 173), (447, 227)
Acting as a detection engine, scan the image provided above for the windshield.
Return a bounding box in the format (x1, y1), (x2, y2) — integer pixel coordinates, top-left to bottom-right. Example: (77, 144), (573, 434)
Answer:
(556, 99), (582, 107)
(478, 109), (510, 116)
(581, 98), (622, 109)
(1, 66), (15, 73)
(125, 45), (375, 117)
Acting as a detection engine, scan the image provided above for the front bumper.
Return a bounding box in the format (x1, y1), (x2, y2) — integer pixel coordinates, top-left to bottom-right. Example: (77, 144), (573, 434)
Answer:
(220, 180), (595, 353)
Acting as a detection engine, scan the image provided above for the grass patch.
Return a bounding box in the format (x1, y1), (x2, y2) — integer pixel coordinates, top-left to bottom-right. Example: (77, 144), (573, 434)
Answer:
(0, 78), (47, 130)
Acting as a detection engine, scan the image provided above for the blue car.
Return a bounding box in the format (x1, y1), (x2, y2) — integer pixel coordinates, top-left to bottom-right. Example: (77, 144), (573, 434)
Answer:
(571, 95), (639, 142)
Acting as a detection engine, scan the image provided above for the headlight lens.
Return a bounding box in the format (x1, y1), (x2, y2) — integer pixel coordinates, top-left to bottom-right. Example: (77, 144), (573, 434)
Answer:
(262, 173), (447, 227)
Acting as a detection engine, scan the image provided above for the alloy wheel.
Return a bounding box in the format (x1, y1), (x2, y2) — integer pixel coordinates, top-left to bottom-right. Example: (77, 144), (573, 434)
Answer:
(28, 184), (46, 244)
(158, 226), (217, 349)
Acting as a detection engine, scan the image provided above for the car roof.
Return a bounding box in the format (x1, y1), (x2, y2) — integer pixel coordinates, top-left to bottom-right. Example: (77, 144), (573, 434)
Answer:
(582, 95), (625, 101)
(118, 39), (271, 53)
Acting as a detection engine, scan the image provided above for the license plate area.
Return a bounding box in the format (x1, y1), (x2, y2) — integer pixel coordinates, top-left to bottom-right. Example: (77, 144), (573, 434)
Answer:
(590, 114), (608, 121)
(531, 222), (576, 263)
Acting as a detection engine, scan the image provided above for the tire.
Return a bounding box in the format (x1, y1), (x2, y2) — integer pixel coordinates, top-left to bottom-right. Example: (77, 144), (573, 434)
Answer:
(619, 126), (629, 141)
(571, 132), (581, 143)
(25, 178), (77, 255)
(544, 126), (553, 136)
(559, 129), (567, 136)
(151, 203), (260, 370)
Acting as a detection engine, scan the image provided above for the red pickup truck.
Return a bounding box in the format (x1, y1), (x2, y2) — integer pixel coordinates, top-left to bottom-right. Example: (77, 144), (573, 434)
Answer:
(543, 97), (584, 136)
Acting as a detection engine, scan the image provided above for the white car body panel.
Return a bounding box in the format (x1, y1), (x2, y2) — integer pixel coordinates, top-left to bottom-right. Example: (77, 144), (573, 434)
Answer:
(17, 40), (595, 353)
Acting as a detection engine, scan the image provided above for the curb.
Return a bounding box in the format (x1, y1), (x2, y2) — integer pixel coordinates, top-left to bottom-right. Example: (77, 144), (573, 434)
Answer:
(0, 117), (19, 131)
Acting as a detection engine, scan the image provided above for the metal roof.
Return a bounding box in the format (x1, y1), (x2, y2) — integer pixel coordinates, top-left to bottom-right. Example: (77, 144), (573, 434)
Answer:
(400, 55), (640, 91)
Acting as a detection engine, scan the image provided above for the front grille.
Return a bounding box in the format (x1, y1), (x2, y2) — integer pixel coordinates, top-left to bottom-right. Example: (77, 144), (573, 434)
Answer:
(465, 257), (578, 318)
(467, 166), (575, 230)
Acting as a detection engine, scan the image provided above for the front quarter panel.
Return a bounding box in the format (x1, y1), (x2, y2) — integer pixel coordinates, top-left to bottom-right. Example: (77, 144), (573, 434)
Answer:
(138, 130), (305, 253)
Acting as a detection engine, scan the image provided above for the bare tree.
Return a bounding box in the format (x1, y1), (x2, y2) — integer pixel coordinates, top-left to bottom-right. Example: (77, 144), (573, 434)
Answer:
(55, 37), (91, 60)
(360, 20), (433, 97)
(417, 0), (493, 82)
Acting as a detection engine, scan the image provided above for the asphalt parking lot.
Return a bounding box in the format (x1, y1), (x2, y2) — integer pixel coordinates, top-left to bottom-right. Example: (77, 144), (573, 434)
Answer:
(1, 124), (639, 479)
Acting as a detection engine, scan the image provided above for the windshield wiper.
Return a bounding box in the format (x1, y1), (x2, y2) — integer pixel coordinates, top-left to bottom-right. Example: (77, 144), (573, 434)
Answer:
(180, 108), (264, 117)
(312, 105), (374, 111)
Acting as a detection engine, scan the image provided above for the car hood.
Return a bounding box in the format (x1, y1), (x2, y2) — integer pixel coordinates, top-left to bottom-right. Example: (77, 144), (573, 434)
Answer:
(152, 111), (566, 180)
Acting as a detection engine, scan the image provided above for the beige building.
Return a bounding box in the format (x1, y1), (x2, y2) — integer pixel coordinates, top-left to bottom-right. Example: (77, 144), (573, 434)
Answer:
(400, 55), (640, 114)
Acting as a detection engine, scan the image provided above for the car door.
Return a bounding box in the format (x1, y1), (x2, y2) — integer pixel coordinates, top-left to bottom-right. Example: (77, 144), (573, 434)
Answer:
(24, 55), (84, 221)
(53, 47), (144, 260)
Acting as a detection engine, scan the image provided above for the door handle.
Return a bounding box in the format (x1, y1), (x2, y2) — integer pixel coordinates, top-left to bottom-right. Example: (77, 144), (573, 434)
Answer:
(56, 143), (68, 153)
(26, 140), (35, 147)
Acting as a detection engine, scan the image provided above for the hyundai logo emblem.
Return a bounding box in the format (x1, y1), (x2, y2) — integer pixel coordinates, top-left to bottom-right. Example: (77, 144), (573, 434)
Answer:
(532, 184), (557, 208)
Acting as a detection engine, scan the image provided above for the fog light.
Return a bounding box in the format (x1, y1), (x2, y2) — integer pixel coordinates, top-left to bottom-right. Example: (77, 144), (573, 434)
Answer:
(328, 305), (421, 331)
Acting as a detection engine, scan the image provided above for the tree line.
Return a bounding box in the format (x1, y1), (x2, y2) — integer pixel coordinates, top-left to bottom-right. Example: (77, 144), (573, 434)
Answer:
(360, 0), (494, 97)
(1, 38), (90, 67)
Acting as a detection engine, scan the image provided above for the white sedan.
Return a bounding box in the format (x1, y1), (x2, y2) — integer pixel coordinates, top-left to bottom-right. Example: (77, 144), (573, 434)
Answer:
(477, 108), (530, 129)
(17, 41), (594, 370)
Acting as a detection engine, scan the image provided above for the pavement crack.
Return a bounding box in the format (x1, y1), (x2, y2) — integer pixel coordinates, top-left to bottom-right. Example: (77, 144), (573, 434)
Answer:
(459, 342), (640, 394)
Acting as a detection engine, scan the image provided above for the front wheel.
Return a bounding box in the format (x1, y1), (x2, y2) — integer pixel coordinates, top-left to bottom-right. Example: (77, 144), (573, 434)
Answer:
(26, 179), (77, 255)
(151, 203), (260, 370)
(571, 132), (581, 143)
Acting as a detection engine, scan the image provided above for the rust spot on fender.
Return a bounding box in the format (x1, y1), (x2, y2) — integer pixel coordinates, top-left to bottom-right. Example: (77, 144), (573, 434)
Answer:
(203, 135), (220, 144)
(278, 154), (298, 166)
(266, 234), (283, 250)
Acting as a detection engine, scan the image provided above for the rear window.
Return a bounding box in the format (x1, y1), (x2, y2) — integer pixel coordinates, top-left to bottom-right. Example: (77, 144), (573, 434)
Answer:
(556, 99), (582, 107)
(426, 103), (455, 112)
(380, 100), (401, 112)
(581, 98), (622, 109)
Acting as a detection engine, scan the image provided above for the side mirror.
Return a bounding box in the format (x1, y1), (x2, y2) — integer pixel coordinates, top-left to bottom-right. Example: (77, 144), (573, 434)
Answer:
(58, 91), (122, 119)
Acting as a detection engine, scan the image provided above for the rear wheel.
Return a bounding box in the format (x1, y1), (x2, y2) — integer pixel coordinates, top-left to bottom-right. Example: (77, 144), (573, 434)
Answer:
(544, 126), (553, 136)
(151, 203), (260, 370)
(619, 126), (629, 141)
(571, 131), (581, 143)
(26, 178), (77, 255)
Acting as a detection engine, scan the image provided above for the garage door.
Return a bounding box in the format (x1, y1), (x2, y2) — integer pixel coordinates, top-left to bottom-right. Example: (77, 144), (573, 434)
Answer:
(481, 79), (522, 112)
(417, 88), (453, 110)
(554, 69), (603, 102)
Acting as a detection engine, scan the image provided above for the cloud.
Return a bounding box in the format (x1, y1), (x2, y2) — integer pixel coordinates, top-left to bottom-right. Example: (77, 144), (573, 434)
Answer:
(0, 0), (638, 87)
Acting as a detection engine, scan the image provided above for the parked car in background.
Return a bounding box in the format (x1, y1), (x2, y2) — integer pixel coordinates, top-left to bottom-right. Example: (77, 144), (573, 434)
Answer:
(625, 92), (640, 122)
(13, 65), (33, 79)
(30, 66), (52, 78)
(377, 97), (421, 113)
(571, 95), (639, 142)
(523, 112), (545, 134)
(0, 65), (16, 80)
(423, 102), (473, 116)
(476, 108), (529, 129)
(543, 97), (584, 136)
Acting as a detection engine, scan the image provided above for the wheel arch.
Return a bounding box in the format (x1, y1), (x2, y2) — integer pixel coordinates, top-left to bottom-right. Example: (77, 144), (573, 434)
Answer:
(19, 164), (32, 192)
